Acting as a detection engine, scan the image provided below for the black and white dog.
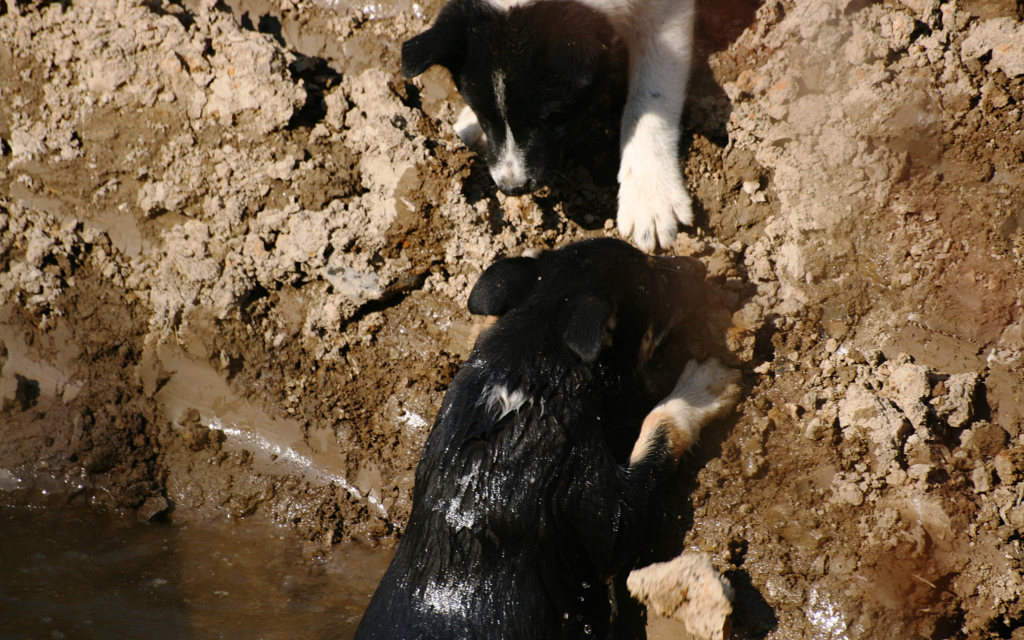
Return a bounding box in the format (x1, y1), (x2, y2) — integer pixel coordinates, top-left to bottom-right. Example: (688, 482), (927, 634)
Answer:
(353, 238), (740, 640)
(402, 0), (696, 252)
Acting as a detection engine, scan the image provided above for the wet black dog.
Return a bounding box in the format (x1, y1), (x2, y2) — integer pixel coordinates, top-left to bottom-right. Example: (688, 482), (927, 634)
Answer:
(353, 238), (740, 640)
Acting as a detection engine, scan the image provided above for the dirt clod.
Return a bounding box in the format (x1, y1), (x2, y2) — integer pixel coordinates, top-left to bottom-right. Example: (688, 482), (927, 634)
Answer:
(628, 552), (734, 640)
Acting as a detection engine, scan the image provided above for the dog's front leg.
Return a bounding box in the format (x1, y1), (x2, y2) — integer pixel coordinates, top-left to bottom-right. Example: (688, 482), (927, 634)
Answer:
(616, 0), (696, 253)
(576, 358), (739, 578)
(454, 105), (487, 151)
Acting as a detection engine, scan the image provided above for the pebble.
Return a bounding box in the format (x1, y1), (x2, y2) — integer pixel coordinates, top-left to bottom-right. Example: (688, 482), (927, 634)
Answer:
(837, 483), (864, 506)
(972, 466), (993, 493)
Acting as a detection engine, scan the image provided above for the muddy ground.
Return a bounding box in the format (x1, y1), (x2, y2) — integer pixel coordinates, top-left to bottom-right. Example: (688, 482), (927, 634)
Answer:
(1, 0), (1023, 637)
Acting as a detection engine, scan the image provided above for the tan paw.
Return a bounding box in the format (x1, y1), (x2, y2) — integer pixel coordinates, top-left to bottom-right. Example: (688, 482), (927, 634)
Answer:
(630, 359), (741, 465)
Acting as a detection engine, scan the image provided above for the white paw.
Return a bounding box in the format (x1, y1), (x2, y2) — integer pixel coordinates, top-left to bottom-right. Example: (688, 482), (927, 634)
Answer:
(454, 105), (486, 152)
(617, 158), (693, 253)
(666, 358), (742, 425)
(631, 359), (740, 464)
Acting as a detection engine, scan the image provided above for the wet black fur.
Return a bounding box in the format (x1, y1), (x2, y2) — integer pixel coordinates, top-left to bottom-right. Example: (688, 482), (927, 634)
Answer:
(353, 239), (706, 640)
(402, 0), (616, 194)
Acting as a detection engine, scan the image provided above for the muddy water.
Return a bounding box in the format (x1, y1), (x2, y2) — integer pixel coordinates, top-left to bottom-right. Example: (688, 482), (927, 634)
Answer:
(0, 505), (392, 639)
(0, 504), (694, 639)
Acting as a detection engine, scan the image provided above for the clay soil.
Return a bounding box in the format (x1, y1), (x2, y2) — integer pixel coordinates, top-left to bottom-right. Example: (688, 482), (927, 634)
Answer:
(1, 0), (1023, 637)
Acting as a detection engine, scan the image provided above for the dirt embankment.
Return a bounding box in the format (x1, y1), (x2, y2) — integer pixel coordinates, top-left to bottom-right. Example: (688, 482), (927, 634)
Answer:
(1, 0), (1023, 637)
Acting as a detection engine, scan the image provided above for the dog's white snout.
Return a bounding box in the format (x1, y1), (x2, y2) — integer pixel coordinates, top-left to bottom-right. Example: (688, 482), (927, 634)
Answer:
(490, 126), (530, 194)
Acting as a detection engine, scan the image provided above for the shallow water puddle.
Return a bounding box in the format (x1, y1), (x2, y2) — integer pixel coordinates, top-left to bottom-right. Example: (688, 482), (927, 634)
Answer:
(1, 504), (694, 639)
(0, 505), (393, 639)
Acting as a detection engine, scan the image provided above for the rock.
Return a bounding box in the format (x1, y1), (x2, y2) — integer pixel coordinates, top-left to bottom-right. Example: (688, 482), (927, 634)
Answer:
(844, 23), (889, 65)
(744, 454), (767, 478)
(179, 408), (224, 452)
(899, 0), (939, 19)
(886, 362), (931, 429)
(886, 468), (908, 486)
(210, 257), (255, 320)
(1006, 505), (1024, 531)
(753, 416), (776, 433)
(993, 448), (1024, 485)
(907, 463), (932, 480)
(804, 417), (827, 440)
(970, 422), (1008, 458)
(767, 74), (800, 106)
(961, 18), (1024, 78)
(9, 129), (46, 162)
(860, 349), (884, 367)
(933, 372), (979, 429)
(839, 384), (912, 469)
(137, 496), (170, 522)
(201, 28), (306, 133)
(322, 261), (384, 301)
(890, 13), (915, 50)
(971, 466), (992, 493)
(800, 390), (820, 413)
(627, 553), (733, 640)
(837, 482), (864, 505)
(275, 209), (335, 269)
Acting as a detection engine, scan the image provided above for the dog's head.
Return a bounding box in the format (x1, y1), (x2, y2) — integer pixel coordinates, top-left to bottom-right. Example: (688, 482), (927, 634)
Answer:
(467, 238), (706, 372)
(402, 0), (615, 195)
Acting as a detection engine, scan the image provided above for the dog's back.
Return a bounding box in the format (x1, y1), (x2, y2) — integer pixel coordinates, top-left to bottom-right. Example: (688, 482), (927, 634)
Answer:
(356, 363), (614, 638)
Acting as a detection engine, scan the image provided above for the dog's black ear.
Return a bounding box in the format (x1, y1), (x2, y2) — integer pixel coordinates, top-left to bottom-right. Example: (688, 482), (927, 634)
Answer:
(401, 0), (472, 78)
(468, 256), (539, 316)
(564, 295), (614, 363)
(539, 5), (614, 86)
(544, 35), (611, 87)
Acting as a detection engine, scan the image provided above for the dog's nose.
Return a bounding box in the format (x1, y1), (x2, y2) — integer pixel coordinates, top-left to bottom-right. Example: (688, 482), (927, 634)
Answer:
(491, 166), (535, 195)
(490, 135), (538, 195)
(495, 179), (535, 196)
